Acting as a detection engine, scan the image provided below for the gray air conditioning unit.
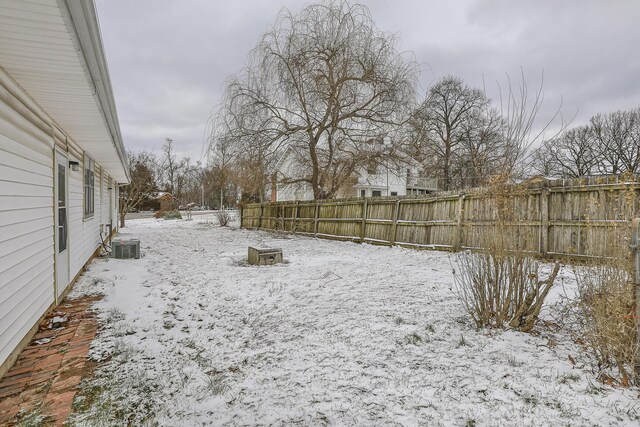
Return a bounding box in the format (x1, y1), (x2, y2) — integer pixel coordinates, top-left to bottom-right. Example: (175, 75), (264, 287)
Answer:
(111, 238), (140, 259)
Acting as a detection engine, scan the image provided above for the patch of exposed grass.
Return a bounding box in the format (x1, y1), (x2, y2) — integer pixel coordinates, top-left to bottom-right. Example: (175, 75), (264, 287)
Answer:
(163, 210), (182, 220)
(457, 334), (470, 348)
(15, 406), (51, 427)
(405, 332), (423, 345)
(558, 373), (580, 384)
(506, 354), (524, 367)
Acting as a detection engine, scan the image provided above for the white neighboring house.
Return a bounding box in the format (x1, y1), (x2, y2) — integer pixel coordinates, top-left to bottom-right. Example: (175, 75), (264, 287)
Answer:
(273, 147), (315, 201)
(354, 162), (438, 198)
(0, 0), (130, 377)
(274, 147), (437, 201)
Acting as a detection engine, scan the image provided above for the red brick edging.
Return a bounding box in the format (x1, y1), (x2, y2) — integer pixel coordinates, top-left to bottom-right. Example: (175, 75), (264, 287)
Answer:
(0, 296), (100, 426)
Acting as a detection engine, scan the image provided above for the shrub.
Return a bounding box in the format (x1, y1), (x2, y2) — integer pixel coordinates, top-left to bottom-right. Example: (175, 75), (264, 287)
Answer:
(216, 210), (232, 226)
(163, 210), (182, 220)
(453, 175), (560, 332)
(575, 262), (636, 385)
(454, 251), (559, 331)
(574, 174), (638, 386)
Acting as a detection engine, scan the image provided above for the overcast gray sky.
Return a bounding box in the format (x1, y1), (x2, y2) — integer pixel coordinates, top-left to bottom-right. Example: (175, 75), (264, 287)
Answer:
(95, 0), (640, 163)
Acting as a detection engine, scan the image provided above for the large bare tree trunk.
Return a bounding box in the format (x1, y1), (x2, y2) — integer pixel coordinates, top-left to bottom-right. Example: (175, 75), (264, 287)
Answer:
(211, 2), (418, 200)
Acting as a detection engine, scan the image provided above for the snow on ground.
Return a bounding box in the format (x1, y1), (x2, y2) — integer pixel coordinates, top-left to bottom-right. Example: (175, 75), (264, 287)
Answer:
(67, 215), (640, 426)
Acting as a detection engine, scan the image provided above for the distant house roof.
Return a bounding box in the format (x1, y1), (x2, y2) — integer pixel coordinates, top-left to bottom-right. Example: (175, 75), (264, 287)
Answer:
(0, 0), (130, 183)
(154, 192), (172, 200)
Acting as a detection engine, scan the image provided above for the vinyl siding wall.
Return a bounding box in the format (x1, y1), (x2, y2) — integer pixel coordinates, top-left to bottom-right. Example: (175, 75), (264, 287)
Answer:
(68, 162), (109, 284)
(0, 93), (55, 369)
(0, 77), (121, 372)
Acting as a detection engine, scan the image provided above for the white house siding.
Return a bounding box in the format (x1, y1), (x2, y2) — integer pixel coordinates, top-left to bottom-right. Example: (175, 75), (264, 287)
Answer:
(0, 82), (120, 374)
(68, 160), (113, 291)
(113, 186), (119, 230)
(0, 95), (55, 369)
(276, 182), (315, 202)
(100, 170), (108, 227)
(354, 169), (408, 198)
(0, 0), (129, 376)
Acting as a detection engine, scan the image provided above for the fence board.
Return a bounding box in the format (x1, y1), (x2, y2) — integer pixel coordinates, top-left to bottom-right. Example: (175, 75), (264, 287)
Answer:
(242, 177), (640, 259)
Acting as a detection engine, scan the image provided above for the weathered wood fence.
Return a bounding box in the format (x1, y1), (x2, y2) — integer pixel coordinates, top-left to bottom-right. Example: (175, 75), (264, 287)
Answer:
(241, 177), (640, 259)
(631, 219), (640, 380)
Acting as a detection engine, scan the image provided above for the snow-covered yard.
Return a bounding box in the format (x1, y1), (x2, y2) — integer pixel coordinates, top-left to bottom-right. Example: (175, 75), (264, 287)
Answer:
(67, 215), (640, 426)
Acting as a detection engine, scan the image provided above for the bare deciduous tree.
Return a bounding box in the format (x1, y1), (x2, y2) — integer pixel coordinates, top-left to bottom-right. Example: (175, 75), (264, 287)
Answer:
(591, 109), (640, 174)
(531, 125), (597, 178)
(160, 138), (179, 198)
(413, 76), (490, 190)
(530, 107), (640, 179)
(174, 159), (204, 207)
(457, 107), (513, 188)
(118, 151), (158, 227)
(217, 1), (418, 199)
(412, 76), (535, 190)
(494, 71), (566, 180)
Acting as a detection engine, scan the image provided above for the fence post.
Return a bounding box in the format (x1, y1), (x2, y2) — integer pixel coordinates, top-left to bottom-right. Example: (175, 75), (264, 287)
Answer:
(277, 204), (283, 231)
(632, 218), (640, 384)
(314, 201), (319, 236)
(360, 199), (368, 242)
(390, 198), (401, 245)
(258, 203), (264, 229)
(540, 188), (550, 256)
(294, 201), (299, 233)
(455, 195), (465, 250)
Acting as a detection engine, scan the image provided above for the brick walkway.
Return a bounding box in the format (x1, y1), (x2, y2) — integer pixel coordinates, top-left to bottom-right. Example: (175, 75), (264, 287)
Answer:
(0, 295), (101, 426)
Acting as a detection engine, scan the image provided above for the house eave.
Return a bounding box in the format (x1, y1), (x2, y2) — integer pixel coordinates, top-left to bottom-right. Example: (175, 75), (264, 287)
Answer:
(0, 0), (130, 184)
(57, 0), (129, 183)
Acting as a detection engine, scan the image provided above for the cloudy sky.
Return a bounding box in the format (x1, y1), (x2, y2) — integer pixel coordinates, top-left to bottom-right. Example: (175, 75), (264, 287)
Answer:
(95, 0), (640, 163)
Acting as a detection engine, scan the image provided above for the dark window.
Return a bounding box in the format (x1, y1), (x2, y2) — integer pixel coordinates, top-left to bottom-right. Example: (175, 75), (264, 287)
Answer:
(391, 191), (398, 196)
(372, 190), (382, 197)
(58, 164), (67, 252)
(360, 189), (366, 197)
(84, 156), (95, 217)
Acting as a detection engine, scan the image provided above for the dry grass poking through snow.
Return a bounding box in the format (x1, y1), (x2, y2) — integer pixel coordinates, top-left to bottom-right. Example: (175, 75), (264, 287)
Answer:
(66, 215), (640, 426)
(573, 178), (639, 387)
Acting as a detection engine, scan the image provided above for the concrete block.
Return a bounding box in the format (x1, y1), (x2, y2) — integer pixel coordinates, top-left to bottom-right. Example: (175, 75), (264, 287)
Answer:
(248, 247), (283, 265)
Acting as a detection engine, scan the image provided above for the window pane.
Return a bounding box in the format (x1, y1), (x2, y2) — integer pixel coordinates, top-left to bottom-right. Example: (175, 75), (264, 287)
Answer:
(84, 157), (95, 216)
(58, 164), (65, 206)
(59, 207), (67, 252)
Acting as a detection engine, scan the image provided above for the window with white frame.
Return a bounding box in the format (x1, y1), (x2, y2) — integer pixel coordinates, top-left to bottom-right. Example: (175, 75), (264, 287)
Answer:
(84, 155), (95, 217)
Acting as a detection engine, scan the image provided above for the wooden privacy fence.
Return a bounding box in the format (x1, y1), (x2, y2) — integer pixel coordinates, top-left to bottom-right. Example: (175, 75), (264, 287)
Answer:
(241, 178), (640, 259)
